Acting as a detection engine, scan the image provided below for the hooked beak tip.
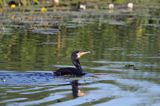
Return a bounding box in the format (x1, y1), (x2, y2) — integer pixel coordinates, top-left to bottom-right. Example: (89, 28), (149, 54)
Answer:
(84, 51), (91, 54)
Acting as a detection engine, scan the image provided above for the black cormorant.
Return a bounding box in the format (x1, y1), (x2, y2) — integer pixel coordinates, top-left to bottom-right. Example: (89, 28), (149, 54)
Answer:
(54, 50), (90, 76)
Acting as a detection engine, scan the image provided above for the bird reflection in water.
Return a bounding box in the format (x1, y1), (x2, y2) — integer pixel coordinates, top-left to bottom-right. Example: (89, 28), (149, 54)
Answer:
(71, 80), (85, 98)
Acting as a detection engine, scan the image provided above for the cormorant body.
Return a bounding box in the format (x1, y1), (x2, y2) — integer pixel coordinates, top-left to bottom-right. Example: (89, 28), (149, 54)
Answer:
(54, 50), (90, 76)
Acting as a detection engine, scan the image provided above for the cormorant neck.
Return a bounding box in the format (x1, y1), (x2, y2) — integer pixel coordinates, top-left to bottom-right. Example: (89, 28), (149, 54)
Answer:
(72, 58), (83, 72)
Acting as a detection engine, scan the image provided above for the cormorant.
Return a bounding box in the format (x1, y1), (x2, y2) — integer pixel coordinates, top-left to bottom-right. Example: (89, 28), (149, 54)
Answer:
(54, 50), (90, 76)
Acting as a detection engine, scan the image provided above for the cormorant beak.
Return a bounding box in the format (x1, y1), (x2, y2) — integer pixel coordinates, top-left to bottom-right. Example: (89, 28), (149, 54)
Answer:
(77, 51), (90, 58)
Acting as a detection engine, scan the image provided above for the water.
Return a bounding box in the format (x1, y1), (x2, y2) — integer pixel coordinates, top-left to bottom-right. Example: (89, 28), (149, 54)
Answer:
(0, 3), (160, 106)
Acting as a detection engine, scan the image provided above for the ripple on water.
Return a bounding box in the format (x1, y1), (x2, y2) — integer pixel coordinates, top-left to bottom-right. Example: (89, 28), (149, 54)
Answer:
(0, 70), (160, 106)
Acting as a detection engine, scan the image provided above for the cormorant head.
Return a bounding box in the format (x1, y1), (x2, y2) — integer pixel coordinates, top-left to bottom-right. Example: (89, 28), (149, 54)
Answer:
(71, 50), (90, 60)
(71, 50), (90, 71)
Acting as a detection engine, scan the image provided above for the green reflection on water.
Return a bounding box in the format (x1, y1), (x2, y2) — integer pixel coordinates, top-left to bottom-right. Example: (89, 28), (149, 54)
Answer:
(0, 16), (160, 71)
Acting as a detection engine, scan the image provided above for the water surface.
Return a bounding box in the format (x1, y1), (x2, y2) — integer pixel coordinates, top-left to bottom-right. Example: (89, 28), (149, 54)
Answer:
(0, 3), (160, 106)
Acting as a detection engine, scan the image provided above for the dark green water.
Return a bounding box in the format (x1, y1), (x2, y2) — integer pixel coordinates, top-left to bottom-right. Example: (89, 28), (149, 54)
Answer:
(0, 6), (160, 106)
